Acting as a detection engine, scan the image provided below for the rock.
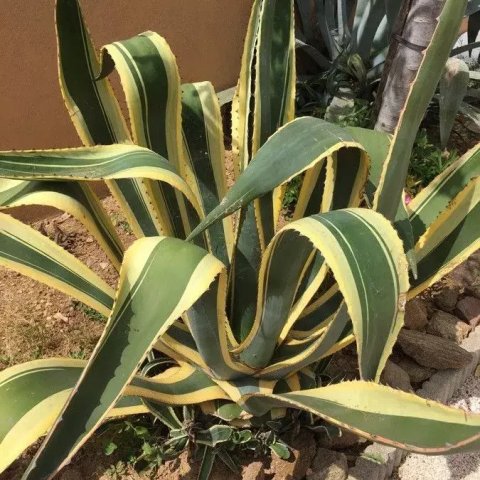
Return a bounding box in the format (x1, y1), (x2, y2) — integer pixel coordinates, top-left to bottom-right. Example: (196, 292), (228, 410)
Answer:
(53, 312), (69, 323)
(347, 457), (384, 480)
(427, 310), (471, 343)
(404, 298), (428, 331)
(449, 255), (480, 285)
(242, 461), (265, 480)
(268, 430), (316, 480)
(398, 329), (473, 369)
(318, 428), (363, 450)
(380, 360), (412, 391)
(456, 296), (480, 327)
(57, 212), (72, 223)
(466, 284), (480, 300)
(434, 285), (460, 311)
(99, 262), (109, 270)
(307, 448), (348, 480)
(85, 236), (94, 243)
(360, 444), (406, 478)
(397, 357), (436, 383)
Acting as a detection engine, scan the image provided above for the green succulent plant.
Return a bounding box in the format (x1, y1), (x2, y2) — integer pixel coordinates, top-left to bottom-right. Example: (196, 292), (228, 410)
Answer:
(0, 1), (480, 479)
(294, 0), (480, 124)
(294, 0), (404, 116)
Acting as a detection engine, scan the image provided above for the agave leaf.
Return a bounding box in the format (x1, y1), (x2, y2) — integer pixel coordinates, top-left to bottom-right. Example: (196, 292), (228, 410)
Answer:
(312, 0), (335, 59)
(451, 40), (480, 56)
(295, 38), (332, 70)
(238, 209), (408, 381)
(56, 0), (165, 238)
(200, 401), (246, 422)
(188, 117), (366, 240)
(189, 117), (368, 344)
(408, 143), (480, 242)
(0, 212), (114, 316)
(182, 82), (234, 264)
(459, 101), (480, 133)
(411, 177), (480, 298)
(139, 360), (185, 431)
(336, 0), (349, 41)
(0, 179), (123, 268)
(246, 382), (480, 454)
(230, 0), (295, 341)
(0, 359), (148, 475)
(289, 286), (343, 340)
(345, 127), (391, 203)
(469, 10), (480, 47)
(353, 0), (387, 60)
(262, 304), (352, 380)
(22, 237), (225, 479)
(350, 123), (416, 277)
(439, 58), (469, 149)
(0, 145), (205, 249)
(295, 0), (315, 44)
(0, 359), (228, 474)
(467, 0), (480, 15)
(184, 273), (254, 380)
(98, 31), (196, 239)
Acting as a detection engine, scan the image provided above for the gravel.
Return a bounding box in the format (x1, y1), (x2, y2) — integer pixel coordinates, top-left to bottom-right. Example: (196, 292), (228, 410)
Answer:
(398, 374), (480, 480)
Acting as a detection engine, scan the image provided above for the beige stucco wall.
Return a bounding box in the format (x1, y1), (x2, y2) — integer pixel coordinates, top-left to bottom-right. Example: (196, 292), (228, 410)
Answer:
(0, 0), (252, 150)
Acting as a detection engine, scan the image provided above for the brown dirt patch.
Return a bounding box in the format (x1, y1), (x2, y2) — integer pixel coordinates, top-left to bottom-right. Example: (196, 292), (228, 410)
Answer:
(0, 196), (134, 369)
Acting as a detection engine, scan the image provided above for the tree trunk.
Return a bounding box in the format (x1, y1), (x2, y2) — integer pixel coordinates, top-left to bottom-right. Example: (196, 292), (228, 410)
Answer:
(374, 0), (445, 133)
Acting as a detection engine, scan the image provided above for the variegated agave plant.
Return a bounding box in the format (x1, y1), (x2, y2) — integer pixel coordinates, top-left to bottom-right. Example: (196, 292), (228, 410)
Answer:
(1, 0), (480, 478)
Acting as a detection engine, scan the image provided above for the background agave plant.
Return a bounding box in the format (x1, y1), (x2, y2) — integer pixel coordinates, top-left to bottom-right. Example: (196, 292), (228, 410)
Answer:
(294, 0), (480, 126)
(0, 0), (480, 479)
(294, 0), (404, 118)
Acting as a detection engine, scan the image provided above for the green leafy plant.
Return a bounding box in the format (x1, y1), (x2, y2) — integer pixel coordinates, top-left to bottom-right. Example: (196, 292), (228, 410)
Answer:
(110, 212), (134, 235)
(0, 1), (480, 479)
(74, 300), (108, 323)
(407, 129), (459, 196)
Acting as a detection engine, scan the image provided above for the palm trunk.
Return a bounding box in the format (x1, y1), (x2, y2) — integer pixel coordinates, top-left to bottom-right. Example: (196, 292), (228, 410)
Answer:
(374, 0), (445, 133)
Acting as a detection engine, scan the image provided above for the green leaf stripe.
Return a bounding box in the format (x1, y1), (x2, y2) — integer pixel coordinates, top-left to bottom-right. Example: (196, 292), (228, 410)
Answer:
(182, 82), (232, 264)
